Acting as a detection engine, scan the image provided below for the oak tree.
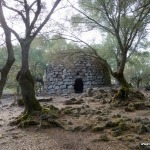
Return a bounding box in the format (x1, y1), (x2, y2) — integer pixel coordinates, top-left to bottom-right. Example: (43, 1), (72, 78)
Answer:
(70, 0), (150, 97)
(0, 0), (61, 124)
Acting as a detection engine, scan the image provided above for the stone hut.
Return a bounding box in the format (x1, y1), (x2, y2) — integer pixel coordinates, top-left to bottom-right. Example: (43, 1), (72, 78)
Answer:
(44, 54), (111, 95)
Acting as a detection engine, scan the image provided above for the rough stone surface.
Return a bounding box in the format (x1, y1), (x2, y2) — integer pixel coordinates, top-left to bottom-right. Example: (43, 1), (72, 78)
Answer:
(44, 55), (111, 95)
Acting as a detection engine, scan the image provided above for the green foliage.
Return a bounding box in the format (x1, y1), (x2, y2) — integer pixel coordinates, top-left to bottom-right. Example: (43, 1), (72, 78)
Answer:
(0, 34), (81, 90)
(92, 34), (118, 70)
(70, 0), (150, 87)
(125, 51), (150, 86)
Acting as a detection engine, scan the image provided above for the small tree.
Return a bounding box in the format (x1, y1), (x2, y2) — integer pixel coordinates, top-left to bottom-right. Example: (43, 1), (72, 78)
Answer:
(0, 0), (61, 124)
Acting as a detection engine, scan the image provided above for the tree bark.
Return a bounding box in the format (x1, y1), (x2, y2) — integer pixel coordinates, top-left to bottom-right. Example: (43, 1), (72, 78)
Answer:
(12, 0), (61, 116)
(16, 41), (42, 113)
(21, 42), (30, 73)
(0, 63), (14, 98)
(111, 72), (130, 100)
(0, 0), (15, 98)
(16, 70), (41, 113)
(112, 72), (130, 88)
(0, 0), (61, 126)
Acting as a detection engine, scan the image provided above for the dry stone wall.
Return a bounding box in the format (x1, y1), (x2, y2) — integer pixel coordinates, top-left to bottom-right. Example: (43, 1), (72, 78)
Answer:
(44, 56), (111, 95)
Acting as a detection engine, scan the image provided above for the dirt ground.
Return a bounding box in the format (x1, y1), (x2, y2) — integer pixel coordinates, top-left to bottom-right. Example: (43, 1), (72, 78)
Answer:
(0, 88), (150, 150)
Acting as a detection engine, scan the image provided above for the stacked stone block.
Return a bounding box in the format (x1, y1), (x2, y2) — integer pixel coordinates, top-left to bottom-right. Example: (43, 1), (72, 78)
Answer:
(44, 56), (111, 95)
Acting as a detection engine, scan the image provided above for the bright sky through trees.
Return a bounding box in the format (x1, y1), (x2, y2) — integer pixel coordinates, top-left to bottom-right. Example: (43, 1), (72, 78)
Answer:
(0, 0), (103, 46)
(0, 0), (149, 50)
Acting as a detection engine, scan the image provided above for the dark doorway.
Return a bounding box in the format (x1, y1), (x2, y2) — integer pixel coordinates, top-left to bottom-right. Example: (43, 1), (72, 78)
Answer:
(74, 78), (83, 93)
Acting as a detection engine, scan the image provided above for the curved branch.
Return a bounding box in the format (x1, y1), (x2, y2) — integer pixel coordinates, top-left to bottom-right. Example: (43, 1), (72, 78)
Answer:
(64, 32), (114, 76)
(29, 1), (36, 9)
(126, 3), (150, 50)
(27, 0), (42, 36)
(0, 0), (15, 97)
(31, 0), (62, 40)
(2, 2), (26, 23)
(101, 0), (123, 50)
(9, 28), (21, 42)
(68, 1), (115, 36)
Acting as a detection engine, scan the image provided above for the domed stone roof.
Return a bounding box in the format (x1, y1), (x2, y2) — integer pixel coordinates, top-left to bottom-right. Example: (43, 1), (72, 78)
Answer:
(44, 54), (111, 95)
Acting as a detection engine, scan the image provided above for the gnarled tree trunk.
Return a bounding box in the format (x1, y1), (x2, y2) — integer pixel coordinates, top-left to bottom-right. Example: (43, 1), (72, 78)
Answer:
(112, 72), (130, 88)
(112, 72), (130, 100)
(16, 70), (41, 113)
(16, 42), (42, 113)
(1, 0), (62, 126)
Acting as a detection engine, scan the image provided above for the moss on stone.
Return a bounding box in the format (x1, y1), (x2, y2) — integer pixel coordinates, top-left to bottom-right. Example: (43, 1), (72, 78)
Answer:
(112, 129), (123, 137)
(92, 125), (105, 132)
(118, 122), (128, 131)
(41, 105), (60, 119)
(92, 134), (109, 142)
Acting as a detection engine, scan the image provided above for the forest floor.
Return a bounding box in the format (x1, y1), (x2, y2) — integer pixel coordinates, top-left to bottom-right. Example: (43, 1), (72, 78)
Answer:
(0, 87), (150, 150)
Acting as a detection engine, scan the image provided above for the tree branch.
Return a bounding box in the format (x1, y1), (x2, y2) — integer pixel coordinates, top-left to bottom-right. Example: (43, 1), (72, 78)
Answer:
(27, 0), (42, 36)
(126, 3), (150, 50)
(29, 0), (36, 9)
(0, 0), (15, 71)
(62, 31), (114, 75)
(68, 0), (115, 36)
(24, 0), (30, 30)
(31, 0), (62, 40)
(2, 1), (26, 23)
(9, 28), (21, 42)
(101, 0), (124, 50)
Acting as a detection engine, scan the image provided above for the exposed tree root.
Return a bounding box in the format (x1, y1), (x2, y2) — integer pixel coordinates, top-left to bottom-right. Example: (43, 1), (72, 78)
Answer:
(9, 111), (32, 126)
(9, 105), (64, 129)
(112, 87), (146, 106)
(113, 87), (129, 101)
